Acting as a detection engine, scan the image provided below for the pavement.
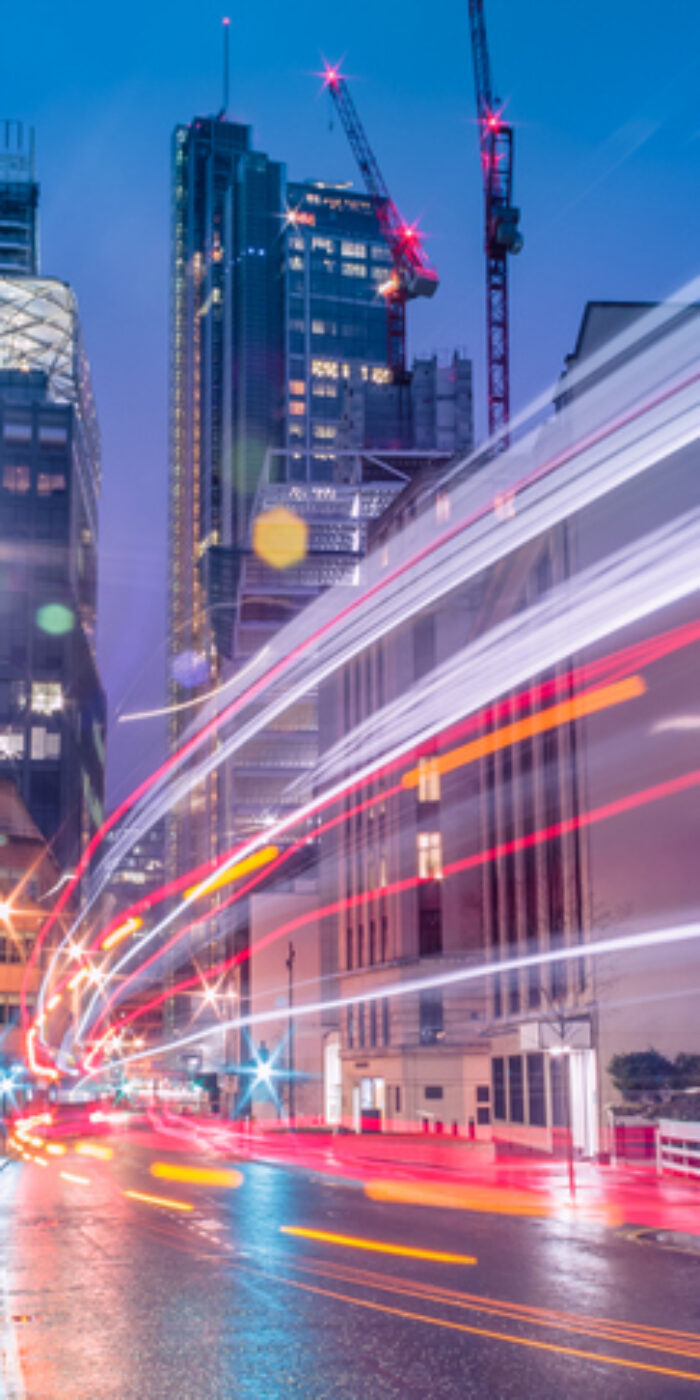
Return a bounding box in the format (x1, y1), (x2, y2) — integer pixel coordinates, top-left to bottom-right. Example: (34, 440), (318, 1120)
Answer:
(0, 1122), (699, 1398)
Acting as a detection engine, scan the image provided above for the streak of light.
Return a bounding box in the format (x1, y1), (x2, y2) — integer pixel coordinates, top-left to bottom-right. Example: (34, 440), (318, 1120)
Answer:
(364, 1180), (621, 1225)
(118, 647), (269, 724)
(92, 910), (700, 1086)
(268, 1273), (700, 1383)
(75, 1142), (113, 1161)
(30, 309), (697, 1037)
(60, 1171), (90, 1186)
(45, 1143), (67, 1157)
(31, 1156), (48, 1167)
(102, 916), (143, 950)
(184, 845), (279, 901)
(67, 967), (89, 992)
(81, 505), (700, 1046)
(124, 1189), (194, 1213)
(82, 767), (700, 1067)
(46, 993), (61, 1011)
(279, 1226), (477, 1266)
(401, 675), (646, 788)
(149, 1162), (243, 1189)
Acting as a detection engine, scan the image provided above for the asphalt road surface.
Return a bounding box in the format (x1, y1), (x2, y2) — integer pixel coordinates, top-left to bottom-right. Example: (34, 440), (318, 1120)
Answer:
(1, 1132), (699, 1399)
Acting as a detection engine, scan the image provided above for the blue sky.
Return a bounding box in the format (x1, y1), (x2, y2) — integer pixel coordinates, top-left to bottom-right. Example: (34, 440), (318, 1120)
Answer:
(2, 0), (698, 806)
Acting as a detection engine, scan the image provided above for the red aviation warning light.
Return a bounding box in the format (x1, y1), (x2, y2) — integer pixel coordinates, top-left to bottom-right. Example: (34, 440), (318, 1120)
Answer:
(321, 60), (439, 379)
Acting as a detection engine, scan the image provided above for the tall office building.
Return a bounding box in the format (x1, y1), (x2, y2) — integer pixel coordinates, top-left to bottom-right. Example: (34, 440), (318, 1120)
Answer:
(284, 180), (394, 479)
(0, 278), (105, 869)
(0, 122), (38, 276)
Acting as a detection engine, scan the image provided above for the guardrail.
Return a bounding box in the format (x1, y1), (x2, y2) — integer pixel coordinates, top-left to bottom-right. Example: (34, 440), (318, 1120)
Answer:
(657, 1119), (700, 1179)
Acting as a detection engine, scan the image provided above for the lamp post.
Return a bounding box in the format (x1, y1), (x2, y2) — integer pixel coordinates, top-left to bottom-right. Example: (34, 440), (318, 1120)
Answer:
(286, 941), (295, 1125)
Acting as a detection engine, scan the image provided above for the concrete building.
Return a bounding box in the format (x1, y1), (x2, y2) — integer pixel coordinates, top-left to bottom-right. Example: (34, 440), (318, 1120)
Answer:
(317, 297), (698, 1152)
(0, 278), (105, 870)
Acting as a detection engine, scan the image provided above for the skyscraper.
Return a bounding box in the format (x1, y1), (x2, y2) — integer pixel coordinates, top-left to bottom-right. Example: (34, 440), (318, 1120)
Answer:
(0, 122), (38, 277)
(0, 278), (105, 869)
(284, 180), (394, 479)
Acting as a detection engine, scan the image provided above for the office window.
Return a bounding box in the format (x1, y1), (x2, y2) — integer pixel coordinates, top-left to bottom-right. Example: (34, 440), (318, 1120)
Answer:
(312, 236), (334, 253)
(31, 682), (63, 716)
(382, 998), (390, 1046)
(3, 420), (31, 443)
(369, 1001), (377, 1047)
(39, 424), (67, 447)
(341, 261), (367, 278)
(357, 1003), (365, 1048)
(413, 612), (436, 679)
(357, 925), (364, 967)
(347, 1005), (354, 1049)
(419, 989), (444, 1045)
(419, 906), (442, 957)
(288, 379), (305, 396)
(492, 1058), (506, 1119)
(341, 241), (366, 258)
(369, 920), (376, 966)
(2, 464), (30, 493)
(380, 914), (388, 963)
(289, 401), (305, 416)
(31, 728), (61, 760)
(508, 1055), (525, 1123)
(527, 1053), (546, 1127)
(417, 757), (440, 803)
(345, 926), (353, 971)
(0, 729), (24, 760)
(36, 473), (67, 496)
(424, 1085), (443, 1101)
(417, 831), (442, 879)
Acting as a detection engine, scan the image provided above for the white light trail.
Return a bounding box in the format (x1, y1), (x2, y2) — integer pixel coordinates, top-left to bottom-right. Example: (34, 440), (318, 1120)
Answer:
(72, 918), (700, 1092)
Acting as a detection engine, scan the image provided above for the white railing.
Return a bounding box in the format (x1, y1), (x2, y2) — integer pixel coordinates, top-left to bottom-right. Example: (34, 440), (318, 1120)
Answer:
(657, 1119), (700, 1179)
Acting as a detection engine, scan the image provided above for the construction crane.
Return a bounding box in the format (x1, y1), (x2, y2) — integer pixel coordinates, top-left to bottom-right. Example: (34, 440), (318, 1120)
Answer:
(323, 63), (438, 380)
(468, 1), (523, 438)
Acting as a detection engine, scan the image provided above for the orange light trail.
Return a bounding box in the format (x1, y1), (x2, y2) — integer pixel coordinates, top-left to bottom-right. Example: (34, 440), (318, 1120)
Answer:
(102, 916), (143, 950)
(185, 845), (279, 901)
(402, 675), (646, 789)
(75, 1142), (113, 1161)
(279, 1226), (477, 1266)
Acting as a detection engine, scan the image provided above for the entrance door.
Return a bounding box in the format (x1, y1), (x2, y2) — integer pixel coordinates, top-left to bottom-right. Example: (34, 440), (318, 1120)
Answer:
(569, 1050), (598, 1158)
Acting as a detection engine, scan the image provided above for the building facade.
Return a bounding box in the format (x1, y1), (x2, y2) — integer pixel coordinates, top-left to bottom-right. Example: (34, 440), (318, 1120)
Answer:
(0, 278), (105, 871)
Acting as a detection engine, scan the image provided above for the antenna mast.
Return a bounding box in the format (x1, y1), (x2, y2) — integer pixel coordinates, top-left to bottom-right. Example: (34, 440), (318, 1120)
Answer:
(220, 17), (230, 118)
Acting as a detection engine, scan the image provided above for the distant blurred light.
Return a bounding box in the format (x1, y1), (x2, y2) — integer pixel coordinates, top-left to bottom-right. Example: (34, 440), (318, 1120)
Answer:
(36, 603), (75, 636)
(171, 650), (210, 688)
(252, 506), (308, 571)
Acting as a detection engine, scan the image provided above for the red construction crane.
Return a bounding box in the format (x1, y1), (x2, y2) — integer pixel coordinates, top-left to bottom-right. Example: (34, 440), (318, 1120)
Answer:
(323, 63), (439, 380)
(468, 1), (523, 438)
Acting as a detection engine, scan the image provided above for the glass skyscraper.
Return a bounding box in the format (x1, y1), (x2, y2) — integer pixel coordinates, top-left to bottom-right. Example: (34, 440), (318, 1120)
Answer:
(0, 122), (38, 277)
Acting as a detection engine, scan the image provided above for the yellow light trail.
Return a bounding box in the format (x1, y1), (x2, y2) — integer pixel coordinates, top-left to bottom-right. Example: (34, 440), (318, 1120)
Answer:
(124, 1189), (194, 1213)
(67, 967), (89, 991)
(402, 676), (646, 789)
(279, 1226), (477, 1267)
(45, 1143), (67, 1157)
(150, 1162), (243, 1189)
(364, 1179), (622, 1227)
(102, 916), (143, 951)
(75, 1142), (113, 1161)
(274, 1275), (700, 1385)
(185, 844), (279, 901)
(46, 993), (61, 1011)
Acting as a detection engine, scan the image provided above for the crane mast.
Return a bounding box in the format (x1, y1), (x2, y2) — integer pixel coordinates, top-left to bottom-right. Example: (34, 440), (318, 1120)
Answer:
(323, 65), (438, 379)
(468, 0), (523, 438)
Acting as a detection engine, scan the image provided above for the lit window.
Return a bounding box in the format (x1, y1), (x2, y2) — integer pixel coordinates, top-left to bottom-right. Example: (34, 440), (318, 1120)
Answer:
(37, 473), (66, 496)
(288, 380), (306, 396)
(289, 423), (304, 438)
(341, 262), (367, 278)
(31, 682), (63, 716)
(31, 727), (61, 760)
(311, 359), (339, 379)
(313, 425), (336, 439)
(311, 383), (337, 398)
(311, 320), (325, 335)
(436, 492), (451, 523)
(289, 256), (304, 272)
(417, 758), (441, 803)
(3, 421), (31, 443)
(361, 366), (368, 381)
(289, 236), (305, 252)
(341, 241), (366, 258)
(370, 367), (393, 385)
(312, 236), (334, 254)
(417, 831), (442, 879)
(341, 364), (351, 378)
(289, 401), (306, 416)
(2, 465), (30, 493)
(0, 729), (24, 760)
(370, 245), (392, 261)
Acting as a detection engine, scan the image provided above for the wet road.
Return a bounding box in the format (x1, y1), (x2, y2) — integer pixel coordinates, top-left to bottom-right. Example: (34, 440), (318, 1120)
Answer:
(1, 1134), (699, 1399)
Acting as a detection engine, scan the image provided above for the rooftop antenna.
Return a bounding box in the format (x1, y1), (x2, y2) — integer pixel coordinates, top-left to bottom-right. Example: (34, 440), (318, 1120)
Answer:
(219, 17), (230, 119)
